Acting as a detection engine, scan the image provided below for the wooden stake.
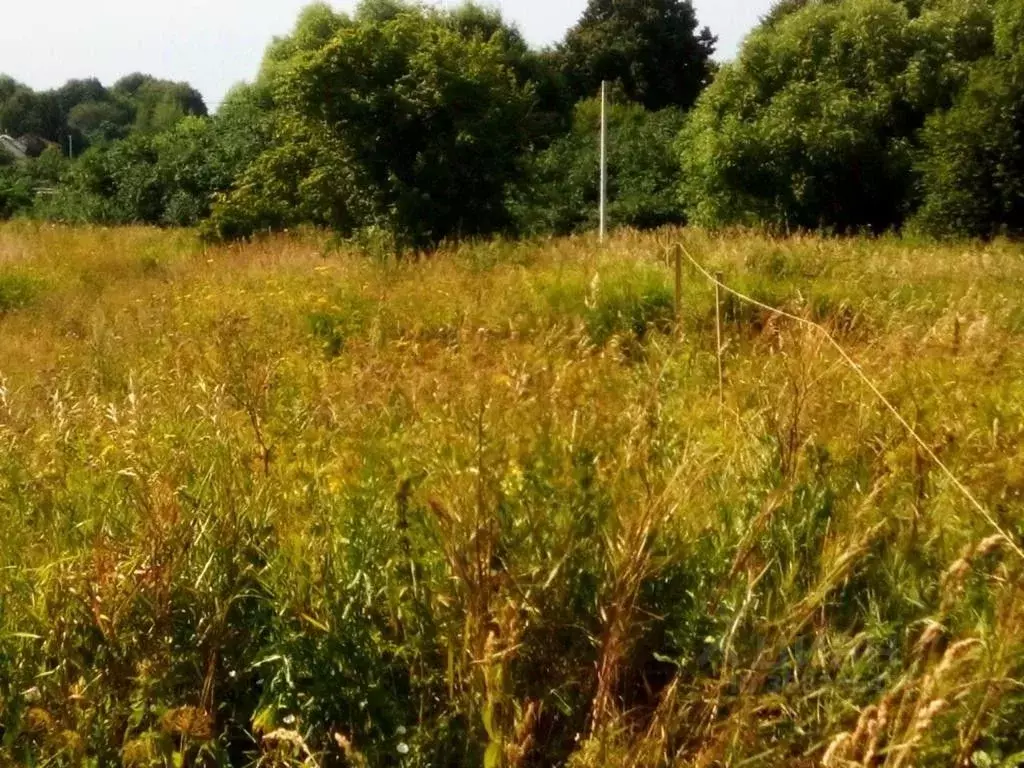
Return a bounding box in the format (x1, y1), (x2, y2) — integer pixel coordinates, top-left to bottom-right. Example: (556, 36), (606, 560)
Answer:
(674, 244), (683, 329)
(715, 271), (724, 408)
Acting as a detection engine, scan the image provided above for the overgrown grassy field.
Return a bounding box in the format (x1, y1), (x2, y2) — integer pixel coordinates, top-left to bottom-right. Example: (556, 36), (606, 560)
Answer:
(1, 223), (1023, 767)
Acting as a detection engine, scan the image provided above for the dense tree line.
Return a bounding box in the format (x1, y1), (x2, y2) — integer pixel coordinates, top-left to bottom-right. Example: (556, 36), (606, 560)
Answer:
(1, 0), (709, 245)
(0, 74), (206, 150)
(681, 0), (1024, 237)
(3, 0), (1024, 244)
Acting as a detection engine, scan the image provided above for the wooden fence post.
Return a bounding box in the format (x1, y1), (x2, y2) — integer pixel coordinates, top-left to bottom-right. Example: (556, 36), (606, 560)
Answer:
(674, 244), (683, 330)
(715, 271), (724, 408)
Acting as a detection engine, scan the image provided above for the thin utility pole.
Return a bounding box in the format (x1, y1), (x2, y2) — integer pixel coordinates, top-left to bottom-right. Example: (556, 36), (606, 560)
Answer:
(599, 80), (607, 243)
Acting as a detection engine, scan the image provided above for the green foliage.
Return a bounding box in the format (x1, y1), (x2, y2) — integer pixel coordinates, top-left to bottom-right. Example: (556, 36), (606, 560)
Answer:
(214, 2), (536, 249)
(560, 0), (717, 110)
(258, 3), (352, 84)
(0, 83), (63, 142)
(0, 167), (34, 219)
(518, 98), (686, 234)
(680, 0), (999, 233)
(205, 114), (358, 240)
(0, 269), (40, 311)
(446, 3), (573, 145)
(759, 0), (817, 28)
(913, 0), (1024, 237)
(67, 98), (134, 144)
(112, 74), (208, 134)
(0, 72), (206, 157)
(0, 147), (67, 220)
(11, 0), (1024, 242)
(39, 117), (242, 226)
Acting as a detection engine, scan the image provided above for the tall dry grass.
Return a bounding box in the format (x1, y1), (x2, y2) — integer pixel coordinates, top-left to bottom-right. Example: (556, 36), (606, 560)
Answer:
(0, 222), (1022, 767)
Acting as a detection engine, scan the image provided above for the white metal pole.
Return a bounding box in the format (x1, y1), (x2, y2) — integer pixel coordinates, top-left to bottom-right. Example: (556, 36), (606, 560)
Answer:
(599, 80), (607, 243)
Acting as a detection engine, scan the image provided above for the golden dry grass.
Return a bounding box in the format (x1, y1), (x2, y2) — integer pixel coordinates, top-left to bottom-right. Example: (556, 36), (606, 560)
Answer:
(1, 222), (1023, 767)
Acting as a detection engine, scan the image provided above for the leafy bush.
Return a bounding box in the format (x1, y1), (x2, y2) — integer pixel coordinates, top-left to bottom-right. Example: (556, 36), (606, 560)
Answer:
(0, 167), (34, 220)
(39, 116), (250, 226)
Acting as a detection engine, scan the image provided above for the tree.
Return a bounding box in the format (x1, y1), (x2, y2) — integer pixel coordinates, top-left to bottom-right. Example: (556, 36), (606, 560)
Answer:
(67, 100), (134, 144)
(0, 86), (62, 141)
(0, 74), (206, 154)
(54, 79), (108, 117)
(560, 0), (716, 111)
(0, 76), (18, 106)
(517, 98), (686, 234)
(211, 2), (535, 248)
(679, 0), (999, 232)
(204, 113), (358, 240)
(113, 74), (208, 134)
(289, 7), (534, 248)
(913, 0), (1024, 237)
(259, 2), (351, 84)
(39, 114), (243, 226)
(447, 2), (572, 145)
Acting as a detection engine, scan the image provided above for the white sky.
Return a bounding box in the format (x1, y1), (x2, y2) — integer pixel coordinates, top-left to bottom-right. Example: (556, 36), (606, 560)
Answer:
(0, 0), (775, 110)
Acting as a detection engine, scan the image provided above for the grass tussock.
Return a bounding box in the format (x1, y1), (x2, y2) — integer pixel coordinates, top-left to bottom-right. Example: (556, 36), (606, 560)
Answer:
(1, 222), (1023, 767)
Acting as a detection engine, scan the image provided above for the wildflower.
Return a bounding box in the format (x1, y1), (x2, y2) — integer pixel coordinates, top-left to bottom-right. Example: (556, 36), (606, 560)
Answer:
(397, 742), (410, 755)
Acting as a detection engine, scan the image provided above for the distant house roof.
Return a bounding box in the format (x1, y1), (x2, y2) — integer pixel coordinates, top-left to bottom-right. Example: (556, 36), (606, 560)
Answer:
(0, 134), (29, 161)
(0, 134), (54, 161)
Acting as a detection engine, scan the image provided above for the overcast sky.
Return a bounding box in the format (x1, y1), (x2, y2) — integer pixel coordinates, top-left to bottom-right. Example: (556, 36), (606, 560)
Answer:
(0, 0), (775, 110)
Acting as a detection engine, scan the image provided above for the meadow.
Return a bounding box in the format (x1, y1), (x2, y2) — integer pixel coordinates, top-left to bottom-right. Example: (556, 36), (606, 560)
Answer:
(0, 223), (1022, 767)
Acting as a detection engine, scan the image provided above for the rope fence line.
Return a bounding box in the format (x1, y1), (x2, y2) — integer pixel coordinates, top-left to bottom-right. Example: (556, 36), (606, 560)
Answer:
(669, 241), (1024, 562)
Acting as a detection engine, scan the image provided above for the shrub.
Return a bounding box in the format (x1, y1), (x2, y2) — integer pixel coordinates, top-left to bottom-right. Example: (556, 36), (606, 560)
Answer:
(0, 168), (34, 220)
(0, 271), (41, 312)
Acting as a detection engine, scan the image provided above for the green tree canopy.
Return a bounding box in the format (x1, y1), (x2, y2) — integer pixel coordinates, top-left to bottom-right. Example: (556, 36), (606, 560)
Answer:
(67, 100), (134, 144)
(680, 0), (998, 233)
(0, 73), (206, 155)
(211, 1), (537, 249)
(0, 85), (62, 142)
(113, 75), (208, 134)
(913, 0), (1024, 237)
(289, 6), (535, 245)
(560, 0), (716, 111)
(518, 98), (686, 234)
